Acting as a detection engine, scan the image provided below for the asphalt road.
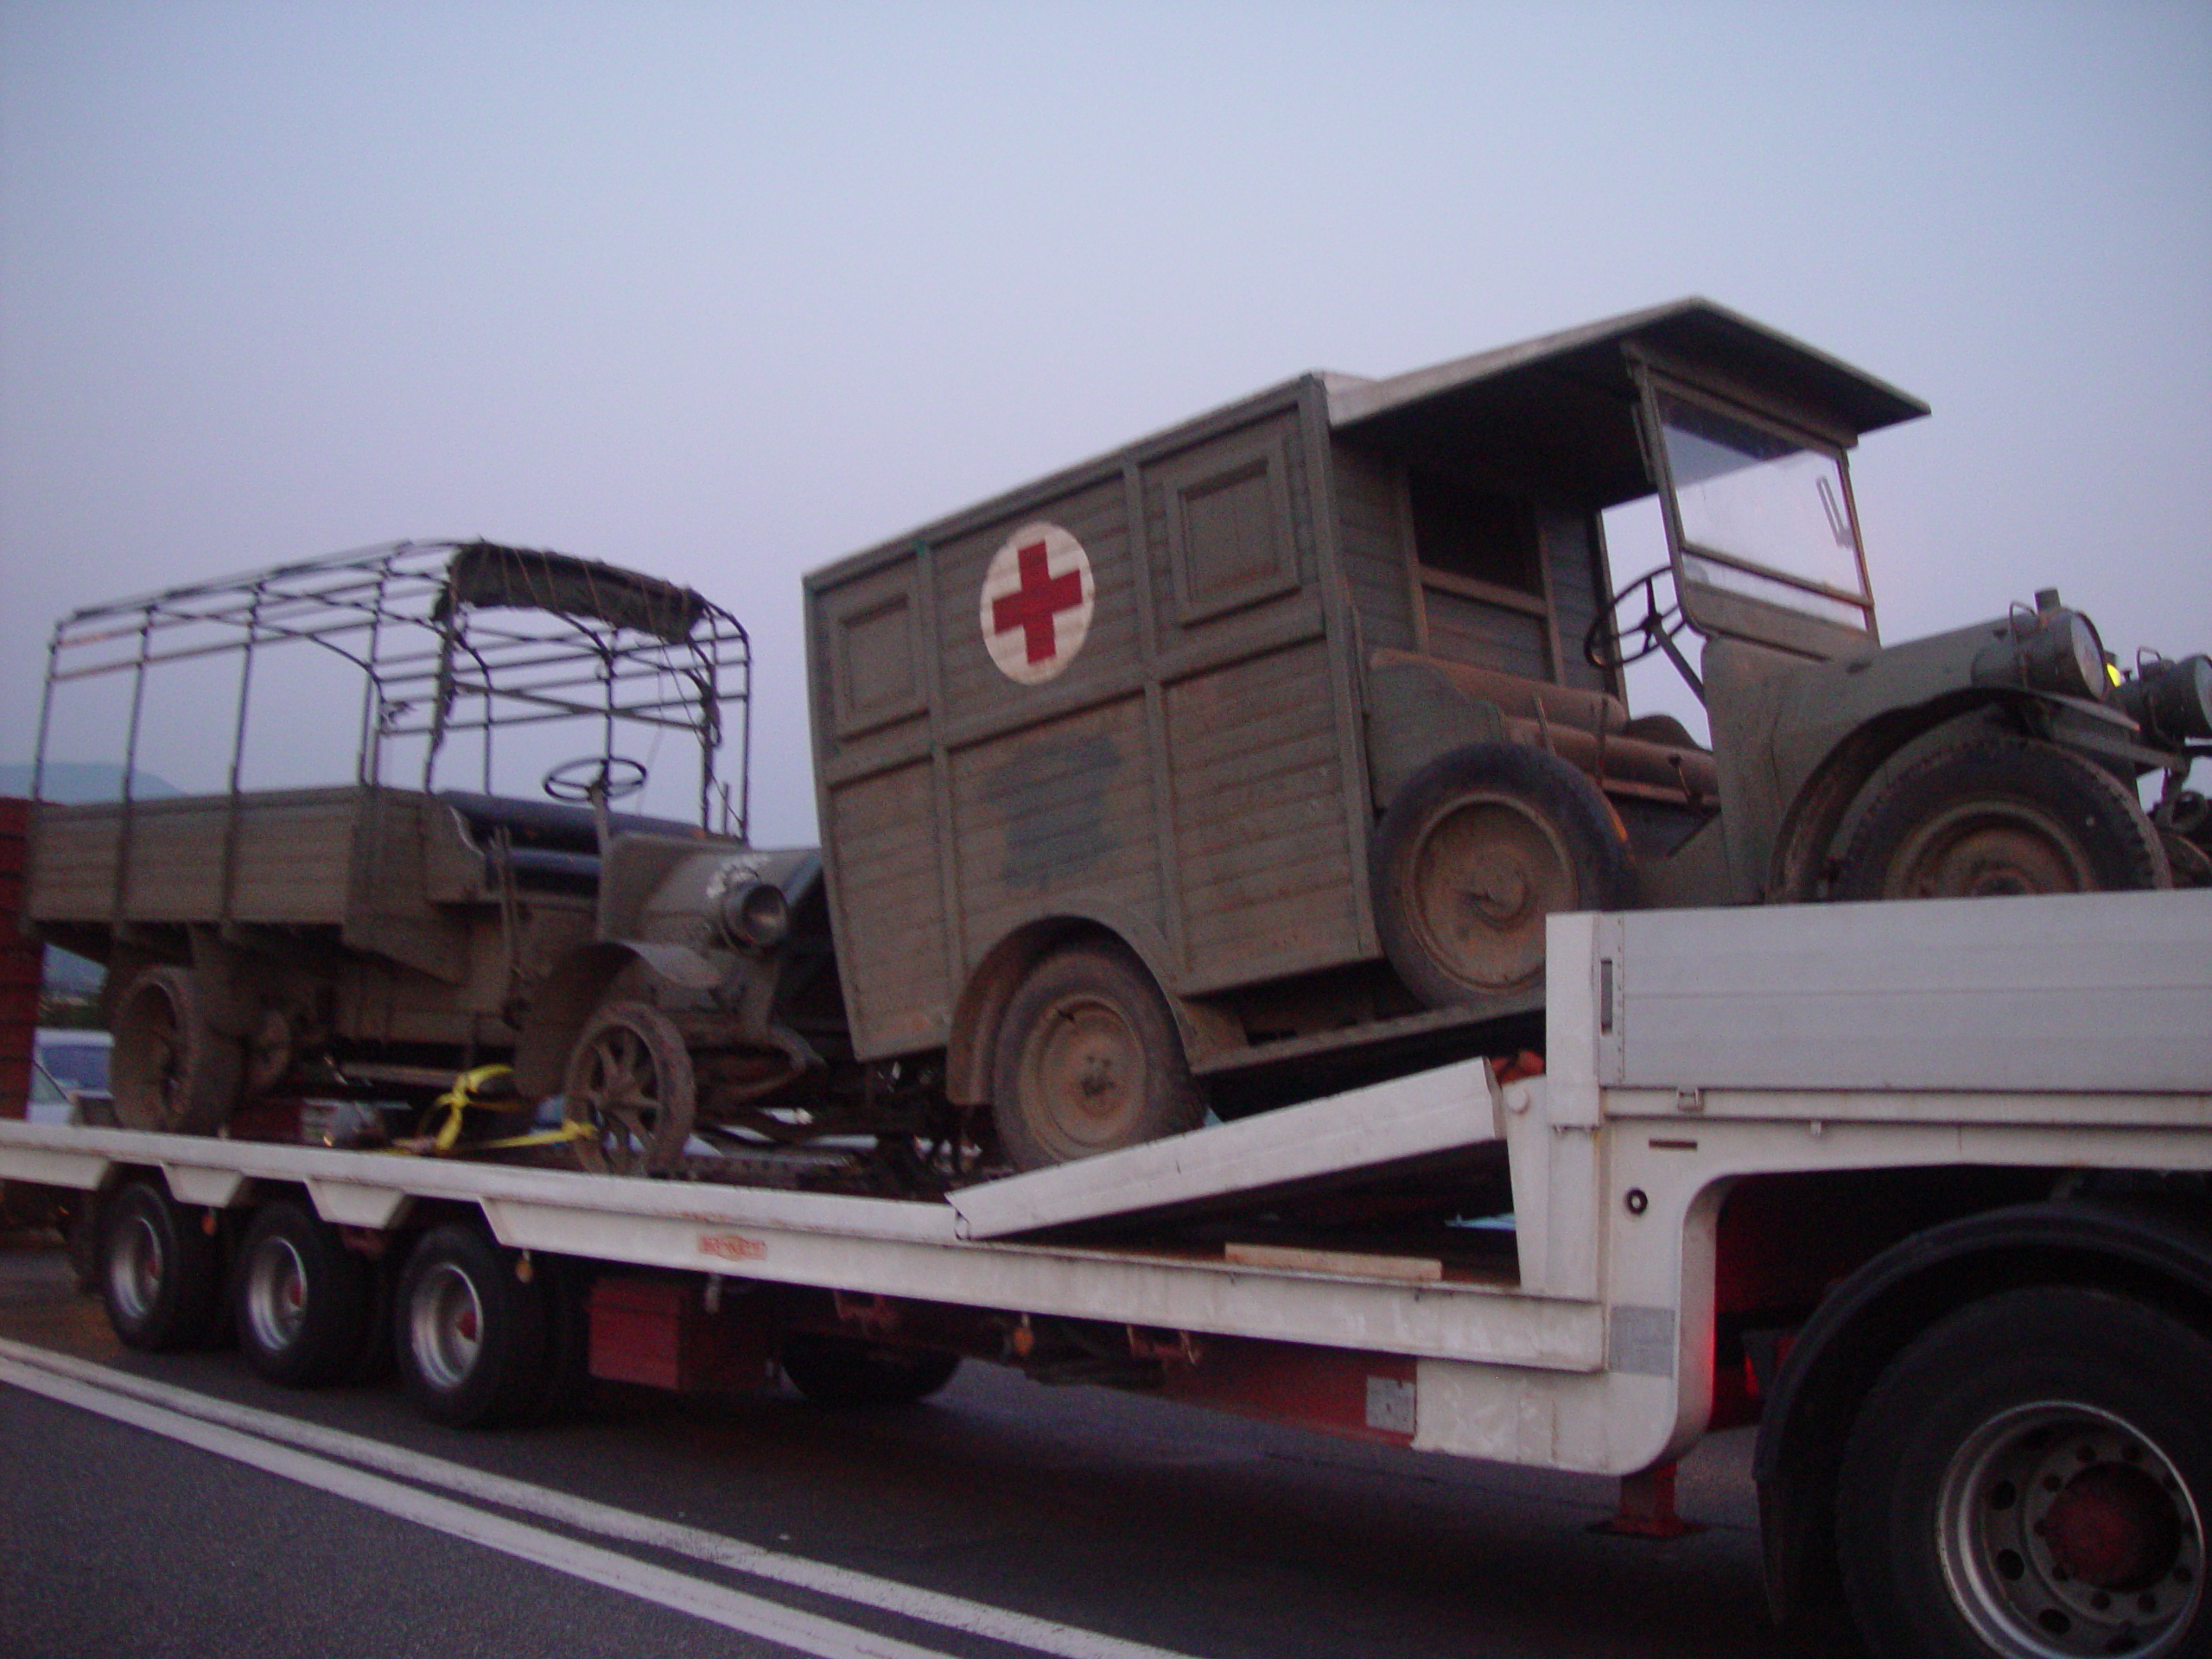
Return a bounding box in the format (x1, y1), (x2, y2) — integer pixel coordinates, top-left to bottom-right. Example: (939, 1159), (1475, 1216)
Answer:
(0, 1230), (1848, 1659)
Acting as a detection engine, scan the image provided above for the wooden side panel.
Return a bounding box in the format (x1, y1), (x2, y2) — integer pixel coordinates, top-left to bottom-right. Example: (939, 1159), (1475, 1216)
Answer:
(948, 696), (1161, 957)
(1424, 589), (1549, 681)
(1543, 511), (1614, 697)
(1166, 641), (1362, 986)
(1331, 444), (1416, 655)
(825, 761), (950, 1052)
(22, 805), (123, 923)
(226, 797), (359, 922)
(1147, 411), (1314, 648)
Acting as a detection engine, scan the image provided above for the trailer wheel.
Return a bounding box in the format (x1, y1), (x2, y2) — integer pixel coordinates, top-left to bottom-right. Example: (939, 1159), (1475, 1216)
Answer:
(111, 965), (244, 1134)
(99, 1179), (225, 1351)
(1834, 736), (2170, 900)
(1836, 1287), (2210, 1659)
(563, 1001), (696, 1176)
(782, 1332), (961, 1407)
(1370, 743), (1630, 1005)
(394, 1224), (549, 1428)
(233, 1200), (373, 1388)
(991, 944), (1202, 1170)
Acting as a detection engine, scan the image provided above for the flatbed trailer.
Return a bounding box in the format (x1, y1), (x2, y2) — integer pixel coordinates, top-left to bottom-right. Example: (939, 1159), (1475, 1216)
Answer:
(3, 890), (2210, 1658)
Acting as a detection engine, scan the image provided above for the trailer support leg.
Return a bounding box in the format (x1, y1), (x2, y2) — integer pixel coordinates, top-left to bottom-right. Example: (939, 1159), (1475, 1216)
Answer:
(1592, 1461), (1701, 1539)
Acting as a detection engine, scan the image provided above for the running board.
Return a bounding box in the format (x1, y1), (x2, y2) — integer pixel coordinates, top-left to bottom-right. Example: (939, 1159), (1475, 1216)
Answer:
(950, 1057), (1505, 1241)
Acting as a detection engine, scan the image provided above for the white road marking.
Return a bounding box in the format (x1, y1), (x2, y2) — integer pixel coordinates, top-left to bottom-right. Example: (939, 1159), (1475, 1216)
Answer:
(0, 1338), (1205, 1659)
(2, 1354), (959, 1659)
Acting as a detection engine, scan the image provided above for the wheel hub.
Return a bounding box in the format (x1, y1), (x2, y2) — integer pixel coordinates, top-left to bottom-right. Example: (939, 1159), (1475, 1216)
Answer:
(1410, 798), (1574, 991)
(1042, 1005), (1137, 1126)
(1887, 803), (2095, 899)
(2041, 1464), (2181, 1592)
(110, 1217), (163, 1321)
(245, 1237), (309, 1352)
(1942, 1402), (2202, 1656)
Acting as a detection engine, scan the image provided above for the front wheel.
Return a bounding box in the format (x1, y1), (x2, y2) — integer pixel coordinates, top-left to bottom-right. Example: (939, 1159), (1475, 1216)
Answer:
(1834, 736), (2170, 899)
(562, 1001), (697, 1176)
(1837, 1286), (2211, 1658)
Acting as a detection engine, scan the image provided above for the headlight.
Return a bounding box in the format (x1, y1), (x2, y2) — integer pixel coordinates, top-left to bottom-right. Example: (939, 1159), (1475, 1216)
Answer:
(2018, 609), (2107, 700)
(716, 880), (790, 950)
(2117, 654), (2212, 742)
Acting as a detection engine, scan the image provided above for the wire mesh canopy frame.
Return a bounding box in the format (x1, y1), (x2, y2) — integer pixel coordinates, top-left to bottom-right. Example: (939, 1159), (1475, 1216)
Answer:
(32, 539), (753, 836)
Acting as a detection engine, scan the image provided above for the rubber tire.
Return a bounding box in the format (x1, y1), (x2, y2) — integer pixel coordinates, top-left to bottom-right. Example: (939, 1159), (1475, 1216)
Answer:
(782, 1332), (961, 1407)
(233, 1200), (374, 1388)
(110, 965), (244, 1134)
(1836, 1286), (2212, 1659)
(1370, 742), (1632, 1007)
(394, 1224), (550, 1428)
(990, 943), (1203, 1171)
(99, 1179), (226, 1352)
(1834, 735), (2171, 900)
(563, 1001), (697, 1176)
(518, 1255), (593, 1425)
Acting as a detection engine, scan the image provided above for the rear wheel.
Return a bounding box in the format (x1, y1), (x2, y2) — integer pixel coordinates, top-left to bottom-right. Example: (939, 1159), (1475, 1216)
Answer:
(99, 1179), (225, 1351)
(1370, 743), (1631, 1006)
(111, 965), (243, 1134)
(563, 1001), (696, 1176)
(234, 1200), (373, 1387)
(991, 944), (1201, 1170)
(781, 1332), (961, 1407)
(1834, 737), (2170, 899)
(1837, 1287), (2210, 1658)
(394, 1224), (550, 1427)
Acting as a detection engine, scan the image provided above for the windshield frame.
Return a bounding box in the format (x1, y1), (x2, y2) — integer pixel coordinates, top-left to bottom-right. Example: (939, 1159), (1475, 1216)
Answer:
(1633, 361), (1880, 659)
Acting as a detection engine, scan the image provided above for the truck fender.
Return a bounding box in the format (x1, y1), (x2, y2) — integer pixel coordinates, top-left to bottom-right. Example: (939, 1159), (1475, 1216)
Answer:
(1766, 688), (2030, 901)
(1753, 1195), (2212, 1624)
(510, 940), (715, 1098)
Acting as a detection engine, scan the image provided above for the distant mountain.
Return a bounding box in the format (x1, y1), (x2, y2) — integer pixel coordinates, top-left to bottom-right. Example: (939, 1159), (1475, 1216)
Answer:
(0, 762), (181, 803)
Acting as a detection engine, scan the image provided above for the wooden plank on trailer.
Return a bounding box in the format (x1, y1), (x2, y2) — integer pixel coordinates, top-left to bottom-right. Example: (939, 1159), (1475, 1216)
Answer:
(951, 1056), (1502, 1238)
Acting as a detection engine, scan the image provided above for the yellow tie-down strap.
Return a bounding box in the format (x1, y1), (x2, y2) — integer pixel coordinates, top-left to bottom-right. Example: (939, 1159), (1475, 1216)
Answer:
(386, 1065), (589, 1157)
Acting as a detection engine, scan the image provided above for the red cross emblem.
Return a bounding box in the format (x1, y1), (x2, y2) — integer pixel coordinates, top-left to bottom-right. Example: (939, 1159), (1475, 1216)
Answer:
(980, 523), (1093, 683)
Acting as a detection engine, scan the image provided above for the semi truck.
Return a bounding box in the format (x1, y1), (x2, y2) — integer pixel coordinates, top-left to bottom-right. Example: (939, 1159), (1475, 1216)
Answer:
(8, 298), (2212, 1653)
(0, 889), (2207, 1659)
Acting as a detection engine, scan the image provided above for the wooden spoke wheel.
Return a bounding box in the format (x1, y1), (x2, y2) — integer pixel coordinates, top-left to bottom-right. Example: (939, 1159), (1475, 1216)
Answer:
(1370, 744), (1631, 1006)
(991, 944), (1201, 1171)
(1835, 736), (2170, 900)
(561, 1001), (697, 1176)
(109, 965), (244, 1134)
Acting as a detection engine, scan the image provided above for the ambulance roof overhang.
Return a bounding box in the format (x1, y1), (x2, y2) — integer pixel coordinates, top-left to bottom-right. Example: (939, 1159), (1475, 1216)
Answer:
(1323, 297), (1929, 512)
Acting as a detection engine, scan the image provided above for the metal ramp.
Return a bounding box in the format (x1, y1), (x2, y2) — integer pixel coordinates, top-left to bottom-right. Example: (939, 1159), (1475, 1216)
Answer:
(948, 1056), (1505, 1241)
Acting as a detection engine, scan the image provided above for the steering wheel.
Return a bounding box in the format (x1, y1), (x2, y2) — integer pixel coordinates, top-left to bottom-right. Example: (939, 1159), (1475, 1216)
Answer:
(543, 755), (649, 805)
(1585, 564), (1689, 670)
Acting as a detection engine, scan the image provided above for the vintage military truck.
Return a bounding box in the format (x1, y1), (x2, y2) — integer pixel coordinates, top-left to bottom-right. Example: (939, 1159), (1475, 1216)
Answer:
(16, 541), (896, 1179)
(804, 298), (2212, 1168)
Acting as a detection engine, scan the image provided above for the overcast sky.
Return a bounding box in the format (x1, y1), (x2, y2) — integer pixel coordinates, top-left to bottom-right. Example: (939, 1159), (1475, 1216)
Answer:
(3, 1), (2207, 842)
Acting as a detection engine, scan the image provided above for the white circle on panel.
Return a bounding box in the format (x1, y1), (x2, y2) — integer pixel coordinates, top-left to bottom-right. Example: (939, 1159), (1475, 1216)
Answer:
(979, 521), (1094, 684)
